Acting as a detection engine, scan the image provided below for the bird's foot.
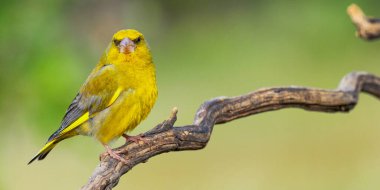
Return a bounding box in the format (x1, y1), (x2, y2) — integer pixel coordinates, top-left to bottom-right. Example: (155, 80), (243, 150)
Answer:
(122, 133), (148, 144)
(101, 144), (129, 164)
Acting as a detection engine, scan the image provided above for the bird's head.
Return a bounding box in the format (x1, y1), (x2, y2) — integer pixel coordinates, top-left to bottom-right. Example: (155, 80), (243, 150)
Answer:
(106, 29), (151, 62)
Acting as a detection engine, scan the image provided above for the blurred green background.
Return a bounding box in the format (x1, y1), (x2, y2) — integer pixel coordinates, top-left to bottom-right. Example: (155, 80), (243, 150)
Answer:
(1, 0), (380, 189)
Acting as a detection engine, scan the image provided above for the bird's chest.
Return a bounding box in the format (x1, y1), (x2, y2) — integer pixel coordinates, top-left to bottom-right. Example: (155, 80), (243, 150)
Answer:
(90, 88), (156, 144)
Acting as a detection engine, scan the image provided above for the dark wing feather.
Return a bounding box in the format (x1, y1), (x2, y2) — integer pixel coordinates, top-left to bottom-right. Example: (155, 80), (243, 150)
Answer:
(46, 64), (119, 142)
(48, 93), (87, 141)
(61, 93), (85, 127)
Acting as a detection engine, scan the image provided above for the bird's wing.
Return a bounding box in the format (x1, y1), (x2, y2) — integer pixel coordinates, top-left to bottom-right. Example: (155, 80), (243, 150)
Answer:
(47, 64), (122, 141)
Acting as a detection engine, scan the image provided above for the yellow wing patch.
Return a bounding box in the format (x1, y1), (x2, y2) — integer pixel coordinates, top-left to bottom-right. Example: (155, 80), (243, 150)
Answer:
(108, 87), (123, 107)
(60, 112), (90, 135)
(58, 87), (123, 137)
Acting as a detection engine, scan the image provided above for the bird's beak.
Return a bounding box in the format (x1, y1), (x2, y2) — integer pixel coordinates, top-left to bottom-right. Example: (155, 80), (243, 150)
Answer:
(119, 38), (136, 54)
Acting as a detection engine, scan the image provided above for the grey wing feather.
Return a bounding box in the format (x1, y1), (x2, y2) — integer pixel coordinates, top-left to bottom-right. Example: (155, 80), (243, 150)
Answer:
(61, 93), (86, 127)
(46, 65), (118, 142)
(48, 93), (87, 141)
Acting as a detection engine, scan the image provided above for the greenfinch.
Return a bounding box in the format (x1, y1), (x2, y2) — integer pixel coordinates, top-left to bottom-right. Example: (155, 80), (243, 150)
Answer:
(29, 29), (158, 164)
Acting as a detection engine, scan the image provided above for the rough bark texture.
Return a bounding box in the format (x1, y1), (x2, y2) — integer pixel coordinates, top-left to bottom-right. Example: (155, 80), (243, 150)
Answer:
(81, 71), (380, 190)
(347, 4), (380, 40)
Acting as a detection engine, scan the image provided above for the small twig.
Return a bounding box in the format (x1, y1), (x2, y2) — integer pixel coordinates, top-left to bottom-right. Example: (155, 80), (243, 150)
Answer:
(81, 71), (380, 190)
(347, 4), (380, 40)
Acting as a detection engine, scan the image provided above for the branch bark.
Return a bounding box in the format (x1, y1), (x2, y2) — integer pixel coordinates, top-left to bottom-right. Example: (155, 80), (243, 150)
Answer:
(347, 4), (380, 40)
(81, 71), (380, 190)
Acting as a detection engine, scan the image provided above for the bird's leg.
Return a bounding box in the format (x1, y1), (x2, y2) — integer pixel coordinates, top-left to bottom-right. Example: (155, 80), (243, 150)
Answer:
(102, 144), (129, 164)
(122, 133), (148, 144)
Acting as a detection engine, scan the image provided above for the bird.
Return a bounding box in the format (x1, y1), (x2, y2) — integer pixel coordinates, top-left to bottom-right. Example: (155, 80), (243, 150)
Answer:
(28, 29), (158, 164)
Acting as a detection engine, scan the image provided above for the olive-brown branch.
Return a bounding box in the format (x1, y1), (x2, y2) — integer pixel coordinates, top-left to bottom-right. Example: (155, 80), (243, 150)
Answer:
(81, 71), (380, 190)
(347, 4), (380, 40)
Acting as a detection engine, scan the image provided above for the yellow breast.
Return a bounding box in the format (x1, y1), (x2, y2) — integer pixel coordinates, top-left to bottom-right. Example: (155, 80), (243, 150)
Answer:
(90, 29), (157, 144)
(94, 82), (157, 144)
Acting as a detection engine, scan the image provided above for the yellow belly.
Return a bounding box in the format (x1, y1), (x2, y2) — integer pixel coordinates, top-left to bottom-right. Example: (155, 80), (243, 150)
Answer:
(89, 87), (157, 144)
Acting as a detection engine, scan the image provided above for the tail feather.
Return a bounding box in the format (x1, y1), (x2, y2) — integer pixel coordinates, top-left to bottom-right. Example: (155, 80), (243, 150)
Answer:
(38, 148), (54, 160)
(28, 125), (78, 165)
(28, 130), (79, 164)
(28, 141), (57, 165)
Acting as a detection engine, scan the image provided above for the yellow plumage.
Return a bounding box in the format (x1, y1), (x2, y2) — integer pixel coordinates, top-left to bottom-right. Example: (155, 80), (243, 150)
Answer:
(29, 29), (157, 164)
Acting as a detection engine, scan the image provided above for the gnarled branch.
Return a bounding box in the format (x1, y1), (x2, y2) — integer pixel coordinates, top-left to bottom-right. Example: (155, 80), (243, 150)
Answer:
(347, 4), (380, 40)
(82, 71), (380, 190)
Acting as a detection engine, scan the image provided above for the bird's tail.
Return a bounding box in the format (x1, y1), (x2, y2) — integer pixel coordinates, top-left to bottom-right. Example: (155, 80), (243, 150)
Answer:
(28, 130), (78, 164)
(28, 140), (57, 164)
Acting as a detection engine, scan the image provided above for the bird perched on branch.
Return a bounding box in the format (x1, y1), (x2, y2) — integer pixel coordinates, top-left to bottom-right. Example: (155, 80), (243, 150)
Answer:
(29, 29), (158, 164)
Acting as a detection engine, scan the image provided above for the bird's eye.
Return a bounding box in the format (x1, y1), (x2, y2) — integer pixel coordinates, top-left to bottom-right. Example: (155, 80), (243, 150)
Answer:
(134, 37), (141, 44)
(113, 39), (121, 46)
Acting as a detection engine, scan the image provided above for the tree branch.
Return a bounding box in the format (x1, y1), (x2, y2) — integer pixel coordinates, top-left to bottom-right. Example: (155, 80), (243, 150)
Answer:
(81, 71), (380, 190)
(347, 4), (380, 40)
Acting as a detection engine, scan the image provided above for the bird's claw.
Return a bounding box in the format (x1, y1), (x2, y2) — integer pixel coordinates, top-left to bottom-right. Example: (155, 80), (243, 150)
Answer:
(101, 145), (129, 164)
